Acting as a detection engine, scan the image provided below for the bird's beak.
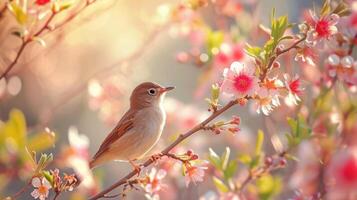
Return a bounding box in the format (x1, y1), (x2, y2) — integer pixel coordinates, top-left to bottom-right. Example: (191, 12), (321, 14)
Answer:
(160, 86), (175, 93)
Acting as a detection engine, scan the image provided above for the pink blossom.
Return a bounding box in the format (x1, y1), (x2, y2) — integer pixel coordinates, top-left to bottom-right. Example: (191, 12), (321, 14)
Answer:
(306, 12), (339, 45)
(144, 168), (167, 194)
(184, 162), (208, 187)
(31, 177), (51, 200)
(326, 147), (357, 199)
(327, 54), (357, 86)
(284, 74), (303, 105)
(294, 45), (318, 66)
(214, 44), (245, 69)
(221, 61), (258, 98)
(254, 88), (280, 115)
(63, 127), (95, 190)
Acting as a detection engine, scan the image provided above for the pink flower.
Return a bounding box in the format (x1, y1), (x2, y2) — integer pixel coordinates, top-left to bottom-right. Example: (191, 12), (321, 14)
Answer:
(254, 89), (280, 115)
(326, 147), (357, 200)
(284, 74), (303, 105)
(306, 12), (339, 45)
(294, 45), (318, 66)
(214, 44), (245, 69)
(63, 127), (95, 190)
(144, 168), (167, 194)
(184, 162), (208, 187)
(31, 177), (51, 200)
(221, 61), (258, 98)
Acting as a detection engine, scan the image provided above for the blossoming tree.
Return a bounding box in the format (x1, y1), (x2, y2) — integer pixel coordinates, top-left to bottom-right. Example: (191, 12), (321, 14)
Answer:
(0, 0), (356, 200)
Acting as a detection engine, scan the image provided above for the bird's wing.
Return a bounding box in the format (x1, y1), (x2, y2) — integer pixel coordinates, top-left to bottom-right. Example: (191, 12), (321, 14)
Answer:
(91, 110), (135, 161)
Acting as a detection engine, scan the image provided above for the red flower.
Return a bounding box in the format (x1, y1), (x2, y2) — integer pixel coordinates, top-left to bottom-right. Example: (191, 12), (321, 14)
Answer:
(36, 0), (50, 6)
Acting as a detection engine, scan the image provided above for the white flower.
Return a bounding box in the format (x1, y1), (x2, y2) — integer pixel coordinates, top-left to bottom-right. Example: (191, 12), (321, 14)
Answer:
(31, 177), (51, 200)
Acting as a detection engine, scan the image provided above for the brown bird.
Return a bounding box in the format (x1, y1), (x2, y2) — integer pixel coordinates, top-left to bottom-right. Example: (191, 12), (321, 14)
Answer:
(89, 82), (174, 172)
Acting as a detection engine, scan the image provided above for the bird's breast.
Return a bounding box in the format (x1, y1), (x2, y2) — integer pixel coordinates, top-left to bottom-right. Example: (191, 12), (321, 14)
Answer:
(133, 106), (166, 142)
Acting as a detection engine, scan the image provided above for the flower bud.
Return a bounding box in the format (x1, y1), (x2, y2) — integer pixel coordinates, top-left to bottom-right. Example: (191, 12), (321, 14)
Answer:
(230, 116), (241, 125)
(327, 54), (340, 66)
(341, 56), (354, 68)
(264, 157), (273, 166)
(186, 150), (193, 156)
(191, 154), (199, 160)
(279, 158), (287, 167)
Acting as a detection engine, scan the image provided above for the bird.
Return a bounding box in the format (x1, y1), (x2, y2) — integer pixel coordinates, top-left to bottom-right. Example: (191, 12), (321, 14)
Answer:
(89, 82), (174, 173)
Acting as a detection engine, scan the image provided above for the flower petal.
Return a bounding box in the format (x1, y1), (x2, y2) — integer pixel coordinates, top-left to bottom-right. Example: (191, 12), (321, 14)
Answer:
(32, 177), (42, 188)
(157, 169), (167, 179)
(31, 189), (40, 199)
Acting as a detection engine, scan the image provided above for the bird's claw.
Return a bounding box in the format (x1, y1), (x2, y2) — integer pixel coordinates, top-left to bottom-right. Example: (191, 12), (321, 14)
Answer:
(129, 160), (143, 177)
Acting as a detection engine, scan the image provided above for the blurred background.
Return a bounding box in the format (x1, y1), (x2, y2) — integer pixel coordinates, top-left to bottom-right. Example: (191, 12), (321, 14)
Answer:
(2, 0), (356, 199)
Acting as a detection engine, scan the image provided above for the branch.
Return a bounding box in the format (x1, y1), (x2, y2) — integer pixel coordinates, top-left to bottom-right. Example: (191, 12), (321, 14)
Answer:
(238, 151), (287, 192)
(10, 179), (32, 199)
(0, 11), (56, 80)
(0, 0), (101, 80)
(89, 99), (241, 200)
(260, 34), (307, 80)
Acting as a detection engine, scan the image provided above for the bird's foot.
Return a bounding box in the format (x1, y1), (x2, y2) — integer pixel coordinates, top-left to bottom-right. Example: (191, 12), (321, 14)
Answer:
(129, 160), (143, 177)
(150, 153), (163, 164)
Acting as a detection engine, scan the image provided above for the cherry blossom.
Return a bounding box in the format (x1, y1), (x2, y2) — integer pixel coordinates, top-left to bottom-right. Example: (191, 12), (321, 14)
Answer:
(221, 61), (258, 98)
(184, 162), (208, 187)
(284, 74), (303, 105)
(144, 168), (167, 194)
(306, 12), (339, 45)
(31, 177), (52, 200)
(62, 127), (95, 189)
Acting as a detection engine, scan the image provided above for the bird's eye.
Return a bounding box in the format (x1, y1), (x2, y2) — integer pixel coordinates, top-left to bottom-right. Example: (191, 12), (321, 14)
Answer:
(147, 88), (157, 96)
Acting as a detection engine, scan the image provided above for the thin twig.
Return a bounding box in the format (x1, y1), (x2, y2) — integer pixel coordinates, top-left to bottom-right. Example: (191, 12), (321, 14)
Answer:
(11, 180), (32, 199)
(89, 99), (240, 200)
(0, 0), (101, 80)
(0, 11), (56, 80)
(260, 34), (307, 80)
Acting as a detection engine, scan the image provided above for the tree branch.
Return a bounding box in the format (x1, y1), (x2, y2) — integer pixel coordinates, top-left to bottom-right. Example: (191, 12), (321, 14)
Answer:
(0, 11), (56, 80)
(89, 99), (240, 200)
(0, 0), (101, 80)
(260, 34), (307, 80)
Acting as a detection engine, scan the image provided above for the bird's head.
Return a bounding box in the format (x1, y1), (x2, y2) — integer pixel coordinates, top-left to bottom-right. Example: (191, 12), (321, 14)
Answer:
(130, 82), (174, 109)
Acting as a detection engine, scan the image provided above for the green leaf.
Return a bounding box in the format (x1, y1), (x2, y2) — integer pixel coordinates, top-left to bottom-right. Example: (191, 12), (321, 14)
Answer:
(257, 174), (282, 200)
(255, 130), (264, 156)
(223, 160), (237, 180)
(212, 176), (229, 193)
(221, 147), (230, 170)
(245, 43), (263, 59)
(42, 170), (54, 185)
(206, 30), (224, 55)
(0, 109), (27, 151)
(238, 154), (252, 165)
(27, 131), (55, 152)
(8, 2), (27, 25)
(208, 148), (221, 170)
